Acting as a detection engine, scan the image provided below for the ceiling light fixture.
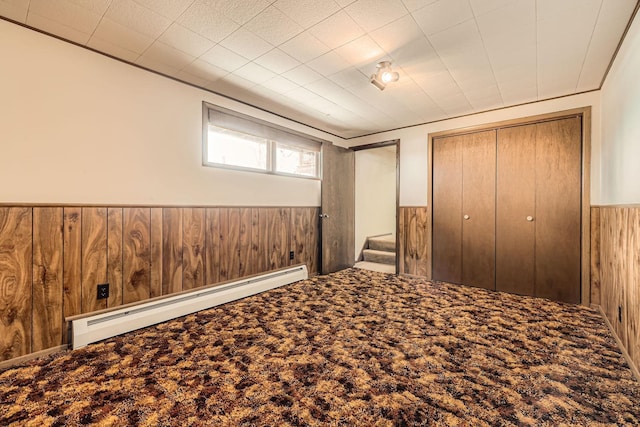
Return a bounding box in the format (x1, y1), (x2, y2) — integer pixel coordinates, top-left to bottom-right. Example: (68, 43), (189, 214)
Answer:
(370, 61), (399, 91)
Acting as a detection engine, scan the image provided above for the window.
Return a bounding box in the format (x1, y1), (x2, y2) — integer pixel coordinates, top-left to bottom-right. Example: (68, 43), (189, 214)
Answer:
(204, 104), (322, 179)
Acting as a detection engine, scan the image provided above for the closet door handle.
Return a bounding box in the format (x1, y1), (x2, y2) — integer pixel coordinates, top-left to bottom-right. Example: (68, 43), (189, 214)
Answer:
(526, 216), (534, 222)
(463, 214), (470, 220)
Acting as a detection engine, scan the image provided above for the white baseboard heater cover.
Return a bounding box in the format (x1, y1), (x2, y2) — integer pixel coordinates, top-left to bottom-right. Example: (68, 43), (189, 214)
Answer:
(70, 265), (308, 350)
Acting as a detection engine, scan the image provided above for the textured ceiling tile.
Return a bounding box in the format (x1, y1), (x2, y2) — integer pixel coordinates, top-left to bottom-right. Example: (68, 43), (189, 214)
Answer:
(175, 69), (210, 87)
(0, 0), (30, 22)
(178, 1), (239, 42)
(401, 0), (437, 12)
(254, 49), (301, 74)
(307, 51), (351, 76)
(217, 73), (257, 90)
(412, 0), (473, 36)
(220, 28), (273, 60)
(137, 41), (196, 70)
(182, 58), (228, 81)
(259, 76), (300, 94)
(345, 0), (408, 32)
(212, 0), (271, 25)
(305, 78), (347, 99)
(26, 11), (91, 44)
(87, 36), (140, 62)
(274, 0), (341, 28)
(135, 53), (180, 76)
(233, 62), (277, 84)
(309, 11), (364, 49)
(66, 0), (112, 15)
(200, 44), (249, 72)
(335, 35), (385, 67)
(283, 64), (324, 85)
(105, 0), (172, 39)
(244, 5), (303, 46)
(159, 23), (215, 57)
(464, 84), (504, 110)
(91, 17), (154, 54)
(131, 0), (194, 20)
(335, 0), (357, 6)
(369, 14), (423, 55)
(537, 0), (601, 98)
(29, 0), (103, 34)
(469, 0), (513, 17)
(576, 0), (636, 92)
(329, 67), (368, 88)
(279, 31), (330, 63)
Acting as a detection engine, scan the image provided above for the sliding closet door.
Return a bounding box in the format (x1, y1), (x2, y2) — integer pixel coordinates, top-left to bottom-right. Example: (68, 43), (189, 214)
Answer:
(496, 124), (536, 296)
(535, 117), (582, 303)
(432, 136), (463, 283)
(461, 131), (496, 290)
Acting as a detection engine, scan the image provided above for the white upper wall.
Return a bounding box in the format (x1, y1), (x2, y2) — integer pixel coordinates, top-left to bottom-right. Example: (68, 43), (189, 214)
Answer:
(347, 91), (602, 206)
(0, 20), (341, 206)
(601, 9), (640, 205)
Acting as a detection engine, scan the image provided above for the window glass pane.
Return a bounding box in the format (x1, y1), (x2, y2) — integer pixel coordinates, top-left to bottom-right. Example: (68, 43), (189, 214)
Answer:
(275, 143), (318, 177)
(207, 126), (268, 170)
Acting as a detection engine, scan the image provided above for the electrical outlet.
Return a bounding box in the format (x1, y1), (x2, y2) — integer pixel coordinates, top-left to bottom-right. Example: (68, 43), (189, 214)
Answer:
(618, 306), (622, 323)
(289, 251), (295, 260)
(97, 283), (109, 300)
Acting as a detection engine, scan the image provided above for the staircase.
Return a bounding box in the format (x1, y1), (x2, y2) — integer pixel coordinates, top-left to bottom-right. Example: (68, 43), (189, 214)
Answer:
(354, 234), (396, 274)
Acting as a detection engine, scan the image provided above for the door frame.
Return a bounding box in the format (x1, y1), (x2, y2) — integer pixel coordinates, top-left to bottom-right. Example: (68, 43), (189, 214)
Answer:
(427, 107), (592, 305)
(352, 139), (400, 274)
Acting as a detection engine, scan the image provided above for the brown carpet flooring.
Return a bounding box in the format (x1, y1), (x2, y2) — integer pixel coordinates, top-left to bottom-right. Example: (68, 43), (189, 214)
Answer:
(1, 268), (639, 426)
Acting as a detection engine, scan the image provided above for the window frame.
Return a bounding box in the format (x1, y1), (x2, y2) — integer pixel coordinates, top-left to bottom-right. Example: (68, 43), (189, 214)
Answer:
(202, 103), (323, 180)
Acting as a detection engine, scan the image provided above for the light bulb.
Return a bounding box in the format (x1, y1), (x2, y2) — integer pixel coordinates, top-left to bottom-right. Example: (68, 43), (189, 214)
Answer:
(381, 71), (399, 83)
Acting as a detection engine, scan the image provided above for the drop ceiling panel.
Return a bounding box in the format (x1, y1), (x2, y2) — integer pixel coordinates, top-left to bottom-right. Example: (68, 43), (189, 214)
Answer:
(0, 0), (29, 22)
(136, 41), (195, 71)
(129, 0), (193, 21)
(91, 17), (154, 55)
(577, 0), (637, 91)
(29, 0), (102, 34)
(26, 11), (91, 44)
(279, 31), (331, 63)
(244, 6), (303, 46)
(537, 0), (602, 98)
(307, 51), (351, 76)
(178, 2), (239, 43)
(105, 0), (172, 39)
(87, 36), (139, 63)
(274, 0), (341, 28)
(219, 28), (273, 60)
(344, 0), (408, 32)
(283, 64), (324, 86)
(308, 11), (364, 50)
(2, 0), (636, 139)
(334, 35), (385, 67)
(254, 48), (300, 74)
(200, 44), (249, 72)
(159, 23), (215, 57)
(412, 0), (474, 36)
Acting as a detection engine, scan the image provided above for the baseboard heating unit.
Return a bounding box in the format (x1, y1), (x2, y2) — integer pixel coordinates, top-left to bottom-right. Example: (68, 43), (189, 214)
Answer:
(69, 265), (308, 350)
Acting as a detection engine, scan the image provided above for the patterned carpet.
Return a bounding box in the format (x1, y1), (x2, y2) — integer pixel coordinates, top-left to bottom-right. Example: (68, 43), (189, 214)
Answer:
(1, 268), (639, 426)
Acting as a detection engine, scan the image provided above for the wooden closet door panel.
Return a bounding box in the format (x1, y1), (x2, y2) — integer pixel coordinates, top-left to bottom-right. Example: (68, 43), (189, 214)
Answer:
(535, 117), (582, 303)
(461, 130), (496, 290)
(496, 124), (536, 296)
(432, 135), (463, 283)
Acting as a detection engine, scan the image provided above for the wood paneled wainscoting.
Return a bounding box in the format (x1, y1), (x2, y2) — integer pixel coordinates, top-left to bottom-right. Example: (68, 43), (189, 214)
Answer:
(591, 205), (640, 377)
(398, 207), (430, 277)
(0, 205), (320, 363)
